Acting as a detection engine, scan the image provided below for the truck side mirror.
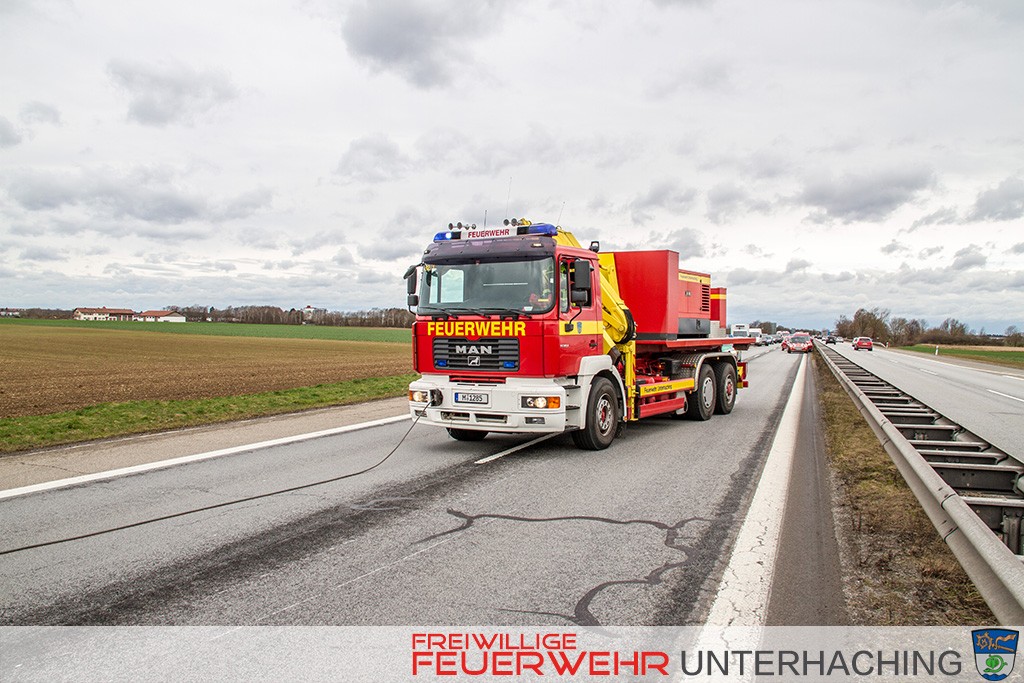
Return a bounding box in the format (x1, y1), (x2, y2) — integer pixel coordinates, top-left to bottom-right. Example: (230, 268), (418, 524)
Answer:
(570, 289), (588, 305)
(405, 265), (418, 307)
(571, 259), (592, 291)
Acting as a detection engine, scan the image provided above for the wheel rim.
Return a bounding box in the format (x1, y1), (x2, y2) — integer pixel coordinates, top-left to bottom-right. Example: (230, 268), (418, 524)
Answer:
(702, 377), (714, 409)
(596, 394), (613, 434)
(725, 378), (735, 403)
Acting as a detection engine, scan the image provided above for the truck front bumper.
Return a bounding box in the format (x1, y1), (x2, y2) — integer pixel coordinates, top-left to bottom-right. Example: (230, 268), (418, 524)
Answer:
(408, 377), (568, 433)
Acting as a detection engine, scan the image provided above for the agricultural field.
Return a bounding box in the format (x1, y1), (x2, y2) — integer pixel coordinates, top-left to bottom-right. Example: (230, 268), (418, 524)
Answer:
(900, 344), (1024, 370)
(2, 318), (410, 343)
(1, 322), (412, 417)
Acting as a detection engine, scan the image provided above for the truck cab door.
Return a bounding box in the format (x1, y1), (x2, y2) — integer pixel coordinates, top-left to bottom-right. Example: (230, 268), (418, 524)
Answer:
(556, 257), (602, 376)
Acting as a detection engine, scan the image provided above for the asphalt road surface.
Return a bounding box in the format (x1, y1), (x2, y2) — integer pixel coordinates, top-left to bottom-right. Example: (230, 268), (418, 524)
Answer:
(824, 343), (1024, 458)
(2, 349), (831, 628)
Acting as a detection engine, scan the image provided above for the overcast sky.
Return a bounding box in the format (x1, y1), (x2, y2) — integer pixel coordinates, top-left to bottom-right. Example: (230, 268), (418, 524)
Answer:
(2, 0), (1022, 331)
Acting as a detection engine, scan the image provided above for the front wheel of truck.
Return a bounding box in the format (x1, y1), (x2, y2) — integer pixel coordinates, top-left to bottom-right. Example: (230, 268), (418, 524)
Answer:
(572, 377), (619, 450)
(447, 428), (487, 441)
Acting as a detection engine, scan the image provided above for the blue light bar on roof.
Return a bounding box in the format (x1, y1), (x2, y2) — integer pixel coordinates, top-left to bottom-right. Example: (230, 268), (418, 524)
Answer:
(433, 221), (558, 242)
(525, 223), (557, 236)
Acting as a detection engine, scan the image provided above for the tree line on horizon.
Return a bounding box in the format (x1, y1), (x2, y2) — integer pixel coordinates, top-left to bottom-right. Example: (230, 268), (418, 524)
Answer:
(832, 308), (1023, 347)
(9, 305), (417, 328)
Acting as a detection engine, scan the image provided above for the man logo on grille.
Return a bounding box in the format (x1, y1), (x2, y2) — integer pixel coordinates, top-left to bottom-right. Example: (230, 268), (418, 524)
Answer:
(468, 357), (481, 367)
(973, 629), (1018, 681)
(455, 345), (493, 355)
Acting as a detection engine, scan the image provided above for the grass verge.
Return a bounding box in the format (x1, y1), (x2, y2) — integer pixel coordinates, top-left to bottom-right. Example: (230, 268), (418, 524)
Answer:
(813, 351), (993, 624)
(899, 344), (1024, 370)
(0, 373), (417, 454)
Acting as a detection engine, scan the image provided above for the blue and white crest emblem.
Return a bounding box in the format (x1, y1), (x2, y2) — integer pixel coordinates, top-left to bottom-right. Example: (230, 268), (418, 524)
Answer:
(973, 629), (1018, 681)
(576, 321), (582, 334)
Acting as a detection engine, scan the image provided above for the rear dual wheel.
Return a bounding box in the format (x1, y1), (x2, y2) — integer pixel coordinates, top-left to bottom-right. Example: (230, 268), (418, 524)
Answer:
(686, 363), (737, 420)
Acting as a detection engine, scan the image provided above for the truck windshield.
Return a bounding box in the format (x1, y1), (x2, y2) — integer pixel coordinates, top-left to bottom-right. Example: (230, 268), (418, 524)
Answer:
(419, 257), (556, 314)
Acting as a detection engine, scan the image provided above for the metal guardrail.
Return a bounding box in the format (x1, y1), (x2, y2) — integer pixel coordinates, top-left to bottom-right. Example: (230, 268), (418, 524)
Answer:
(815, 342), (1024, 624)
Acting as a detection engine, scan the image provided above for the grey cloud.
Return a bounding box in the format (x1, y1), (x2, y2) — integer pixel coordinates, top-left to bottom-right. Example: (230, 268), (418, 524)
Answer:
(742, 244), (771, 257)
(262, 260), (298, 270)
(951, 245), (987, 270)
(724, 268), (772, 286)
(706, 183), (771, 224)
(647, 59), (733, 99)
(910, 206), (958, 230)
(288, 230), (350, 255)
(919, 246), (944, 259)
(785, 258), (811, 273)
(360, 238), (421, 261)
(822, 271), (855, 283)
(336, 133), (413, 183)
(214, 188), (273, 220)
(20, 101), (61, 126)
(630, 180), (697, 224)
(21, 247), (64, 262)
(881, 240), (909, 255)
(107, 60), (238, 126)
(967, 177), (1024, 221)
(1009, 243), (1024, 255)
(661, 228), (705, 260)
(341, 0), (508, 89)
(333, 248), (355, 265)
(799, 168), (934, 223)
(357, 269), (398, 285)
(0, 116), (22, 147)
(5, 168), (268, 229)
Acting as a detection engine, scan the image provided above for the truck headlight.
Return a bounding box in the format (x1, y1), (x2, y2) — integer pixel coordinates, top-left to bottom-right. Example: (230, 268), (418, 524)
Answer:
(409, 390), (430, 403)
(521, 396), (560, 409)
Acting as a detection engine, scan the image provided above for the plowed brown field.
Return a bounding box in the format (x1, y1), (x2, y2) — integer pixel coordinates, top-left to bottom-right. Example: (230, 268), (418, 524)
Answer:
(0, 325), (411, 417)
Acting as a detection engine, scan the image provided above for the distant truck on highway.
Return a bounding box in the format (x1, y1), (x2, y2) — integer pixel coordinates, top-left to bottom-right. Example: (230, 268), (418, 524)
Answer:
(404, 219), (754, 450)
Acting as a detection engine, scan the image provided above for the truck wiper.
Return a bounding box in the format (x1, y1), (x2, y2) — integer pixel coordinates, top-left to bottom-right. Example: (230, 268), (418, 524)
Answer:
(479, 307), (523, 320)
(417, 306), (458, 320)
(443, 307), (493, 318)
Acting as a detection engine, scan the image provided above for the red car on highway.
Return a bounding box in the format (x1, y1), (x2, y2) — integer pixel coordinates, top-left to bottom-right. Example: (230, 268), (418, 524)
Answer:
(853, 337), (874, 351)
(787, 333), (813, 353)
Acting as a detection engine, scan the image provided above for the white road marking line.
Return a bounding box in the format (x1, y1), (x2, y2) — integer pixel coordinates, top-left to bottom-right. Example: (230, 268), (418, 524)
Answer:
(1003, 375), (1024, 382)
(0, 415), (410, 501)
(988, 390), (1024, 404)
(474, 432), (561, 464)
(919, 368), (938, 376)
(704, 356), (807, 626)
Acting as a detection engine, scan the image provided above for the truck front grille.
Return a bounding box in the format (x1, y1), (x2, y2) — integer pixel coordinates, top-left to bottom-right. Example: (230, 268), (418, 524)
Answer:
(433, 337), (520, 372)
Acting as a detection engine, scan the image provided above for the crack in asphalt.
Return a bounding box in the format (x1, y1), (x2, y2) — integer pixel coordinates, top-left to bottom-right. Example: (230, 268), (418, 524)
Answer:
(421, 508), (715, 626)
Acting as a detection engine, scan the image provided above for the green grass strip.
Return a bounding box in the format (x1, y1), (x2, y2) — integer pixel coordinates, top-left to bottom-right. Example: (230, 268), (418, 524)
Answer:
(0, 374), (418, 454)
(0, 318), (411, 343)
(900, 345), (1024, 370)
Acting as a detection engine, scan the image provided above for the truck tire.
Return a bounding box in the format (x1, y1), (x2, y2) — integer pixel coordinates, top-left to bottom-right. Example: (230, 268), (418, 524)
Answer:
(447, 428), (487, 441)
(571, 377), (619, 450)
(686, 365), (716, 421)
(714, 364), (737, 415)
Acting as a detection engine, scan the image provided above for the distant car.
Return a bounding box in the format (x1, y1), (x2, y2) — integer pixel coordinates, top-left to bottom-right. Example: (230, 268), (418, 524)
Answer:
(787, 333), (813, 353)
(826, 335), (836, 344)
(853, 337), (873, 351)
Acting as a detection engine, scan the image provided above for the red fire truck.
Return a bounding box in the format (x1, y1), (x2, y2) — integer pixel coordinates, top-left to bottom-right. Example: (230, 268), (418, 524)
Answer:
(405, 219), (753, 449)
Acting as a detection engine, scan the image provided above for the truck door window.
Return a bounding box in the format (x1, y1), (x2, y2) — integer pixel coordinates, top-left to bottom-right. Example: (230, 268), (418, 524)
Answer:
(560, 259), (592, 311)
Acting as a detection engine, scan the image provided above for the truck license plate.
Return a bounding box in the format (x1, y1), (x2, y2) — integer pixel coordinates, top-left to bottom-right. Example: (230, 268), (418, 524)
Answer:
(454, 392), (488, 405)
